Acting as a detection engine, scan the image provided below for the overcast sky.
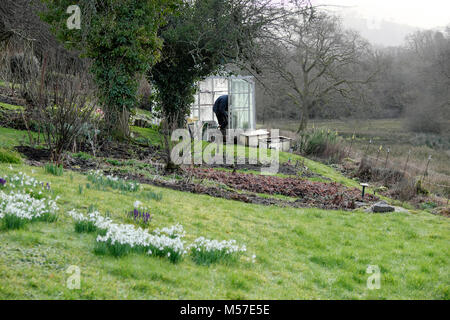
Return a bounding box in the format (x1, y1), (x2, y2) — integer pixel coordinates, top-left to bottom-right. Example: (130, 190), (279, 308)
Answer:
(313, 0), (450, 29)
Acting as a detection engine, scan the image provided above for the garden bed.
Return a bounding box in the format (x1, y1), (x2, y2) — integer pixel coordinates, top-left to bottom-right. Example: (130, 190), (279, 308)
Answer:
(187, 168), (379, 209)
(204, 162), (326, 178)
(104, 168), (378, 210)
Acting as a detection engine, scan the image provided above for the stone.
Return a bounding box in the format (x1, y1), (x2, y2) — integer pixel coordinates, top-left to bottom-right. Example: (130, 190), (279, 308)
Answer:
(372, 201), (395, 213)
(394, 206), (410, 214)
(355, 201), (368, 208)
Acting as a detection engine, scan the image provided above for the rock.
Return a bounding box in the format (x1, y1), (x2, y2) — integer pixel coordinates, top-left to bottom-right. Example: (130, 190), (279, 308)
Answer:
(372, 201), (395, 213)
(355, 201), (368, 208)
(394, 206), (410, 214)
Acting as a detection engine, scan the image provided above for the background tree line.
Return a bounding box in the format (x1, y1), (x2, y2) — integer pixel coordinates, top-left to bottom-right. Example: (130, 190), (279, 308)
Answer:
(0, 0), (448, 164)
(256, 13), (450, 135)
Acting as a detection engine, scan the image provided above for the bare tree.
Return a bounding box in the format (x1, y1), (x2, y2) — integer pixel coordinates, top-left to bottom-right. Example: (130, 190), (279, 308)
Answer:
(259, 10), (376, 131)
(0, 0), (62, 58)
(404, 29), (450, 132)
(19, 50), (98, 162)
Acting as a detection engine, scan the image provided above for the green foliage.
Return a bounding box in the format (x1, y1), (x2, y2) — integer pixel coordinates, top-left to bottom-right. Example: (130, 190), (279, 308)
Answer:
(420, 201), (438, 210)
(44, 163), (64, 176)
(1, 212), (58, 230)
(294, 129), (344, 163)
(1, 214), (28, 230)
(190, 248), (239, 265)
(415, 180), (430, 196)
(140, 190), (163, 201)
(37, 212), (59, 223)
(105, 159), (122, 166)
(74, 220), (97, 233)
(86, 171), (139, 192)
(42, 0), (178, 136)
(0, 148), (22, 164)
(296, 129), (337, 155)
(72, 152), (93, 160)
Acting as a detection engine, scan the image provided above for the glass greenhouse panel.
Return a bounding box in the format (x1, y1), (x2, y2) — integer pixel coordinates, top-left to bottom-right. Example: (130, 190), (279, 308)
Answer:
(190, 76), (255, 130)
(230, 78), (255, 130)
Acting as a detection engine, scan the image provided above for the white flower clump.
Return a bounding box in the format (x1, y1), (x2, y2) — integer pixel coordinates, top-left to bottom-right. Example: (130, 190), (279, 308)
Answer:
(7, 172), (49, 190)
(153, 223), (185, 239)
(67, 209), (113, 230)
(0, 190), (58, 220)
(95, 222), (186, 261)
(97, 223), (149, 246)
(67, 209), (88, 222)
(96, 223), (185, 255)
(88, 170), (139, 191)
(67, 208), (185, 258)
(90, 170), (119, 182)
(188, 237), (247, 255)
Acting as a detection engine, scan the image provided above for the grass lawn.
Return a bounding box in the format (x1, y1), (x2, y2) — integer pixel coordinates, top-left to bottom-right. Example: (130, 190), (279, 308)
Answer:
(0, 102), (24, 111)
(0, 127), (37, 148)
(0, 163), (448, 299)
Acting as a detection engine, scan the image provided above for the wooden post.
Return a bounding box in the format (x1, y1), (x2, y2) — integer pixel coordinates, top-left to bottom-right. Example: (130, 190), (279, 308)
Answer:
(403, 150), (411, 176)
(422, 155), (432, 182)
(348, 132), (355, 157)
(375, 145), (382, 166)
(384, 147), (390, 168)
(365, 138), (372, 156)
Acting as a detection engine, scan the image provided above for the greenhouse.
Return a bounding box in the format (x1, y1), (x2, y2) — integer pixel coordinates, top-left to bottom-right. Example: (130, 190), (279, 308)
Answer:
(189, 76), (256, 131)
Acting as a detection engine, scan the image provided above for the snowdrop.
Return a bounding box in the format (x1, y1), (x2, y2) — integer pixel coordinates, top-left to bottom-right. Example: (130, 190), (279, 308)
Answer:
(96, 222), (185, 262)
(87, 170), (140, 192)
(0, 190), (58, 228)
(153, 223), (185, 239)
(5, 172), (51, 192)
(67, 209), (113, 233)
(68, 208), (185, 262)
(189, 237), (246, 254)
(188, 237), (247, 265)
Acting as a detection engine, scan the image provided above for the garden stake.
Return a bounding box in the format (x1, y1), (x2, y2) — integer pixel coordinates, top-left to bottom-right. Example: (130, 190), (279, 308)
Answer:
(422, 155), (432, 183)
(375, 145), (382, 166)
(365, 138), (373, 155)
(347, 132), (355, 157)
(384, 147), (390, 168)
(403, 150), (411, 176)
(360, 183), (369, 200)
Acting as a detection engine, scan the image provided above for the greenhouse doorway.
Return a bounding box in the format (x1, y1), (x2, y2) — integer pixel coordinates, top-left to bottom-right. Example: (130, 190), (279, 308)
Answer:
(189, 76), (256, 132)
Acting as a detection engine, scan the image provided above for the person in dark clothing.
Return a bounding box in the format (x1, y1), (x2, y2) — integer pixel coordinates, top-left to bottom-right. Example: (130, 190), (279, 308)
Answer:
(213, 95), (229, 135)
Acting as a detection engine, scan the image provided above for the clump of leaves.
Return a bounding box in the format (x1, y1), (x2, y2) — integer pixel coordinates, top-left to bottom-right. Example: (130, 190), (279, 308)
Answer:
(72, 152), (93, 160)
(44, 163), (64, 176)
(140, 190), (163, 201)
(0, 148), (22, 164)
(87, 170), (139, 192)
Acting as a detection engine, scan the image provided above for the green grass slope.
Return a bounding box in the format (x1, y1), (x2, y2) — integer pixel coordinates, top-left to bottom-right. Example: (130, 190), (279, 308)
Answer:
(0, 163), (448, 299)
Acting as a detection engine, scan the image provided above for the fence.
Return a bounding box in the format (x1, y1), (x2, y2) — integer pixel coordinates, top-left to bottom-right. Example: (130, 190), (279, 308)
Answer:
(345, 137), (450, 198)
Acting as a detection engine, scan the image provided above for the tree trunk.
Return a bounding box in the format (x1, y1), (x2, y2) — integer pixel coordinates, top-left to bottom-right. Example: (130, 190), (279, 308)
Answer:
(106, 106), (130, 140)
(297, 103), (309, 133)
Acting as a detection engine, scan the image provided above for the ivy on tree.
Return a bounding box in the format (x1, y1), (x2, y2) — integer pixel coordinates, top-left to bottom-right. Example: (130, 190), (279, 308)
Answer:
(41, 0), (178, 138)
